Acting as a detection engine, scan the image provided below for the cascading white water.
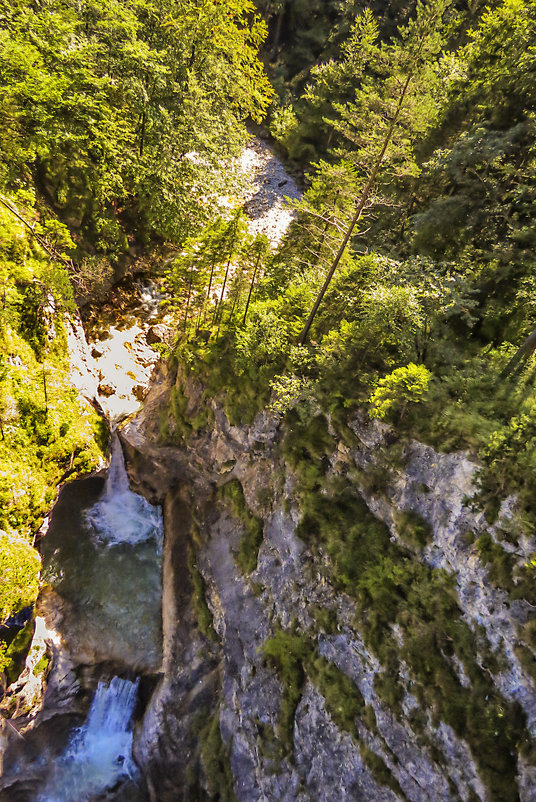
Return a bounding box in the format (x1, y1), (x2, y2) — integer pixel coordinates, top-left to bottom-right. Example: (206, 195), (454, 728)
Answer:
(39, 677), (139, 802)
(85, 434), (162, 548)
(31, 431), (163, 798)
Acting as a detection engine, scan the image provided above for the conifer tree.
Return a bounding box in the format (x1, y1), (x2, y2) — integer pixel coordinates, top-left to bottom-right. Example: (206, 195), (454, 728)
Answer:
(243, 235), (271, 326)
(298, 0), (451, 344)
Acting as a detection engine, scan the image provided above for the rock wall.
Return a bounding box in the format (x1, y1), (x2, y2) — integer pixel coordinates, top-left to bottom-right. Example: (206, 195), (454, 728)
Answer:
(122, 369), (536, 802)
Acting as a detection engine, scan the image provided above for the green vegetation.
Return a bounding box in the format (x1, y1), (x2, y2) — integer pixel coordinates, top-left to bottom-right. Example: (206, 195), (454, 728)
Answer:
(281, 435), (530, 801)
(1, 0), (536, 794)
(0, 533), (40, 623)
(199, 708), (238, 802)
(262, 627), (313, 750)
(0, 0), (274, 629)
(359, 744), (407, 800)
(1, 617), (35, 684)
(307, 654), (365, 738)
(262, 624), (411, 796)
(154, 40), (536, 802)
(369, 364), (433, 423)
(32, 652), (51, 677)
(219, 478), (264, 575)
(476, 534), (536, 605)
(395, 510), (433, 550)
(255, 719), (286, 764)
(188, 547), (217, 641)
(309, 605), (338, 635)
(0, 208), (106, 627)
(158, 0), (536, 553)
(0, 0), (272, 257)
(166, 376), (217, 445)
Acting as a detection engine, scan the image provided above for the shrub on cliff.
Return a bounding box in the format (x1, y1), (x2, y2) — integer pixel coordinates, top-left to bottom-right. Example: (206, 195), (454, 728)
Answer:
(369, 363), (433, 423)
(0, 531), (40, 623)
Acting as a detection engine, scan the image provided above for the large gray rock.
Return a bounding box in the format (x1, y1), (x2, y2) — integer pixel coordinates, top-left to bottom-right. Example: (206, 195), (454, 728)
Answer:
(122, 364), (536, 802)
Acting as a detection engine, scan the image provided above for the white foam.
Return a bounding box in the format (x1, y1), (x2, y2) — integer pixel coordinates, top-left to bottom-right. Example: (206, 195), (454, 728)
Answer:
(39, 677), (139, 802)
(84, 435), (163, 548)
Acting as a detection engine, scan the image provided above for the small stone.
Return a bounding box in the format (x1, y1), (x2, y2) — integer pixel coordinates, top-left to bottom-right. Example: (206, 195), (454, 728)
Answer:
(98, 383), (115, 397)
(133, 384), (147, 401)
(146, 324), (169, 345)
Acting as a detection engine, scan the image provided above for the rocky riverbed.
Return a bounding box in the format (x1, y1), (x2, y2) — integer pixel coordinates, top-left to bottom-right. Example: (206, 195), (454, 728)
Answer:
(238, 135), (301, 246)
(0, 136), (303, 801)
(67, 137), (302, 427)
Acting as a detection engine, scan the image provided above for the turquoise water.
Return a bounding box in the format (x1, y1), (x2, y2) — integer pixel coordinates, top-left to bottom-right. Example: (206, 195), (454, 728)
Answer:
(41, 436), (163, 672)
(35, 436), (162, 799)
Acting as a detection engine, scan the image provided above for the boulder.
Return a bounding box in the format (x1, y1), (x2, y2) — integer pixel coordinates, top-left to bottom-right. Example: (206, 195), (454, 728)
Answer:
(98, 382), (115, 397)
(146, 324), (169, 345)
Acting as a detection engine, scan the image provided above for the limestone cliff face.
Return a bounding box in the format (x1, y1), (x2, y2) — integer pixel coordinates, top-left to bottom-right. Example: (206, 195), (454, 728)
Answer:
(122, 366), (536, 802)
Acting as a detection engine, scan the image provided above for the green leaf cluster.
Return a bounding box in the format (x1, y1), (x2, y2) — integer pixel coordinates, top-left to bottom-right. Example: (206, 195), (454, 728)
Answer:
(369, 363), (433, 422)
(0, 204), (106, 624)
(0, 0), (273, 251)
(0, 532), (40, 622)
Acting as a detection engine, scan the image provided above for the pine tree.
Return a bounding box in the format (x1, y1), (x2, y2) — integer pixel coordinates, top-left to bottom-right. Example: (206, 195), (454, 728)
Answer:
(298, 0), (451, 344)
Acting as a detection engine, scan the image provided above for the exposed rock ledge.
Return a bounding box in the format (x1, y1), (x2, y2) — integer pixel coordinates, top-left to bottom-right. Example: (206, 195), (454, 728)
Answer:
(120, 367), (536, 802)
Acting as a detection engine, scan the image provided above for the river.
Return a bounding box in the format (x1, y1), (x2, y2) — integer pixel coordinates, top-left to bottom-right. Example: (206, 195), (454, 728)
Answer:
(1, 432), (162, 801)
(0, 136), (300, 801)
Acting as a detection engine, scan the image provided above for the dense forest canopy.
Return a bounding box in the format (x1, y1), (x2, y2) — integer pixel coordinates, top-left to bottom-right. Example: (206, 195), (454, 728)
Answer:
(157, 2), (536, 668)
(0, 0), (273, 253)
(0, 0), (274, 642)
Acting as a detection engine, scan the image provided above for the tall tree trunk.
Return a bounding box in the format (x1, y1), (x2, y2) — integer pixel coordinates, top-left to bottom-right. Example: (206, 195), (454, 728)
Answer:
(203, 253), (217, 324)
(0, 196), (73, 269)
(42, 363), (48, 415)
(298, 72), (413, 345)
(243, 250), (263, 326)
(501, 326), (536, 377)
(271, 3), (285, 59)
(183, 270), (194, 332)
(139, 111), (146, 158)
(228, 269), (244, 323)
(213, 255), (233, 325)
(213, 215), (240, 325)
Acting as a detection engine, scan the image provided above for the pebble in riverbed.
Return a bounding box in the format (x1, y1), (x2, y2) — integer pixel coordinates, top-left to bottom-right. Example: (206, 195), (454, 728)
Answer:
(238, 137), (302, 247)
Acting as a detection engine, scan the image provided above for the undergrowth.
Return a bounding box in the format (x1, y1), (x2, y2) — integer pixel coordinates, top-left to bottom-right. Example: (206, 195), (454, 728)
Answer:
(0, 204), (107, 627)
(188, 547), (217, 641)
(199, 707), (237, 802)
(262, 627), (406, 798)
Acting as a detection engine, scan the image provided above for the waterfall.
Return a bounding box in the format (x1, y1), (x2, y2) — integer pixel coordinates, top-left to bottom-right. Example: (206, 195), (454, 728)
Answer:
(85, 433), (162, 548)
(39, 677), (139, 802)
(104, 434), (131, 497)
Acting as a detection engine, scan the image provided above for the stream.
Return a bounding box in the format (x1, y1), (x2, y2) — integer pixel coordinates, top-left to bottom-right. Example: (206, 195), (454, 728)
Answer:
(37, 677), (140, 802)
(0, 434), (164, 801)
(0, 136), (300, 801)
(40, 434), (163, 673)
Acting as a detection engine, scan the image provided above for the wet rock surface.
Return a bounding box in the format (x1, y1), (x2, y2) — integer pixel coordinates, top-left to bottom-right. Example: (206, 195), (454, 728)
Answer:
(342, 415), (536, 732)
(0, 137), (302, 801)
(6, 138), (536, 801)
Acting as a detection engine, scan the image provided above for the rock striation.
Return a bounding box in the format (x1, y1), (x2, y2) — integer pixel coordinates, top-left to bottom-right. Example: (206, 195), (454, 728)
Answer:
(121, 366), (536, 802)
